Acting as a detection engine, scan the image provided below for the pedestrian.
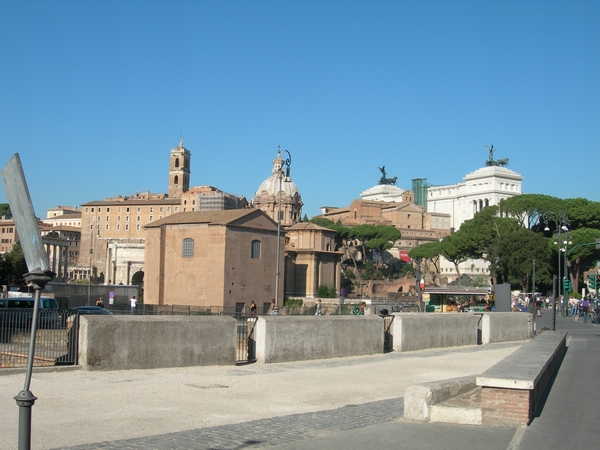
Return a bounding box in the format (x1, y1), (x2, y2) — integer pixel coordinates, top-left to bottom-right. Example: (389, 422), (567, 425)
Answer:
(250, 300), (257, 316)
(269, 299), (275, 315)
(535, 297), (541, 317)
(130, 295), (137, 315)
(95, 296), (104, 308)
(581, 297), (590, 323)
(315, 299), (322, 316)
(359, 301), (366, 314)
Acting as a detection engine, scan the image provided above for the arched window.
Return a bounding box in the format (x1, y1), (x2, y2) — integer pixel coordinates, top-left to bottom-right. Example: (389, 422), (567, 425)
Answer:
(183, 238), (194, 257)
(251, 240), (261, 259)
(174, 175), (179, 185)
(175, 157), (180, 168)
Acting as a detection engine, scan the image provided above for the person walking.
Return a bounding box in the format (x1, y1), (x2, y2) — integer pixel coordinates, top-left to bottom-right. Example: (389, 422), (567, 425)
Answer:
(130, 295), (138, 315)
(581, 297), (590, 323)
(249, 300), (257, 317)
(95, 296), (104, 308)
(315, 299), (322, 316)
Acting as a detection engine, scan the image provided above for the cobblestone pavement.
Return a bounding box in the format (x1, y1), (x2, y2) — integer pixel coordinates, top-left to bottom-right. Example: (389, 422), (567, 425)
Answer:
(55, 398), (405, 450)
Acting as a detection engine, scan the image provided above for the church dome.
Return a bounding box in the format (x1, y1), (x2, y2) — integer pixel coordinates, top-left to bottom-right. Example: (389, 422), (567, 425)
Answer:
(255, 149), (300, 198)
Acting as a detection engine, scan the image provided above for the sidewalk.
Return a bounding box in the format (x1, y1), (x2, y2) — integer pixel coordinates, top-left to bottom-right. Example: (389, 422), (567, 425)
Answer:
(1, 309), (596, 449)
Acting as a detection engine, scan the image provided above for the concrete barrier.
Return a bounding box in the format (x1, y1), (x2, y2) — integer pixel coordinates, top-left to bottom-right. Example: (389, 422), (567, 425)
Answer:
(391, 313), (480, 352)
(404, 376), (479, 424)
(481, 312), (534, 344)
(78, 315), (237, 370)
(476, 331), (567, 426)
(254, 316), (383, 364)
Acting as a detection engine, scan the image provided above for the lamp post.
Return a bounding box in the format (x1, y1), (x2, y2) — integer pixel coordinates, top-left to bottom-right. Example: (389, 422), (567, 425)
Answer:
(273, 148), (292, 316)
(542, 211), (569, 319)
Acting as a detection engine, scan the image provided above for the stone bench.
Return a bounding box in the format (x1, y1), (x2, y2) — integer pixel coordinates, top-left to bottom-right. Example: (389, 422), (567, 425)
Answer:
(404, 375), (480, 425)
(476, 331), (567, 426)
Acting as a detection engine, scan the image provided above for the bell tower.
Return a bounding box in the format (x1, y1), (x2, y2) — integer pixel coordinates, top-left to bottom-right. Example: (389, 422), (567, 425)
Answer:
(168, 138), (191, 198)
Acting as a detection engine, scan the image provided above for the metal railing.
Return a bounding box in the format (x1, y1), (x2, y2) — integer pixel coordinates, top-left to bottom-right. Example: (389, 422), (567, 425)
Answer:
(236, 316), (257, 364)
(382, 314), (395, 352)
(0, 309), (79, 368)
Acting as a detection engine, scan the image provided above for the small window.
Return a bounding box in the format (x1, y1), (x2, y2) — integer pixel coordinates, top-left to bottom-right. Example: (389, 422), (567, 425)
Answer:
(251, 240), (261, 259)
(183, 238), (194, 257)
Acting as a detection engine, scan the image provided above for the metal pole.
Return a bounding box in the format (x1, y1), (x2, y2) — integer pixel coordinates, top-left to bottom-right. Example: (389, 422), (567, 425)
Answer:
(532, 259), (536, 295)
(552, 275), (557, 331)
(564, 244), (569, 317)
(273, 173), (282, 316)
(14, 270), (53, 450)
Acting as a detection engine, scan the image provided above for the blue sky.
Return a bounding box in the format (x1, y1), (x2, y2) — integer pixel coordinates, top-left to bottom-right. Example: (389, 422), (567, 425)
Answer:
(1, 0), (598, 219)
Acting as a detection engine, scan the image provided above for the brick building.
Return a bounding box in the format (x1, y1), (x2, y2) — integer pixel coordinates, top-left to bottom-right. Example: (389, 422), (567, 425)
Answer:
(143, 209), (282, 314)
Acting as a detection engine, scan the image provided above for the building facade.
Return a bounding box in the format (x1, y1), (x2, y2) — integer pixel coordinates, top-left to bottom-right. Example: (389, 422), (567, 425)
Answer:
(426, 165), (524, 282)
(317, 190), (451, 259)
(74, 139), (246, 289)
(284, 222), (343, 298)
(143, 209), (283, 313)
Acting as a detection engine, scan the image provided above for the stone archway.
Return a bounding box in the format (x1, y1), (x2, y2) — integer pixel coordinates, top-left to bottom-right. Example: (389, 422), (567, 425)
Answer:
(131, 271), (144, 301)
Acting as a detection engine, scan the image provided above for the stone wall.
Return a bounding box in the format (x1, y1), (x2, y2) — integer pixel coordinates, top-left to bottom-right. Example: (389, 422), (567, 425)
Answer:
(254, 316), (383, 364)
(392, 313), (480, 352)
(78, 315), (237, 370)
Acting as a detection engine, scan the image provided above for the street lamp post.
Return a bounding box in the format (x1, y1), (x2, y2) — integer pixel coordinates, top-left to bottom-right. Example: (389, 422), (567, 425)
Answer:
(543, 211), (569, 319)
(273, 149), (292, 316)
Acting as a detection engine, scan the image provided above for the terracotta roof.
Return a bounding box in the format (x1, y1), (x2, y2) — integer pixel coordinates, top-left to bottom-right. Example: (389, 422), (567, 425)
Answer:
(144, 209), (265, 228)
(287, 222), (333, 232)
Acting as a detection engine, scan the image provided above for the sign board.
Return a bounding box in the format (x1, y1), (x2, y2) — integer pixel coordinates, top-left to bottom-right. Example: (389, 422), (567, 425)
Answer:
(1, 153), (50, 273)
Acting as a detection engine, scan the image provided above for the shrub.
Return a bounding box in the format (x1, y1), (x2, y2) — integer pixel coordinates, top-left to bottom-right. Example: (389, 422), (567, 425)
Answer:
(284, 298), (303, 307)
(317, 284), (337, 298)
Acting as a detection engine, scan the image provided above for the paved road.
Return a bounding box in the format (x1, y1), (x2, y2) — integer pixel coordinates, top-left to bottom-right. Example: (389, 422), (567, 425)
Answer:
(1, 309), (597, 449)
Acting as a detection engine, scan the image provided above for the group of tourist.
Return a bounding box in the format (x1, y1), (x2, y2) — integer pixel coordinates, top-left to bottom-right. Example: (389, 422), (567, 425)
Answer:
(568, 295), (600, 323)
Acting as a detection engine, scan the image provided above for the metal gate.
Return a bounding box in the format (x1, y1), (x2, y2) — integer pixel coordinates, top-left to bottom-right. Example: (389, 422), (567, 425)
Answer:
(236, 316), (257, 364)
(383, 314), (394, 352)
(0, 309), (79, 368)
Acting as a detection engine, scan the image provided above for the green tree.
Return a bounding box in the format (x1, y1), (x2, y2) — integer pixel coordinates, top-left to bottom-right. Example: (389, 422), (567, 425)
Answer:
(409, 241), (442, 282)
(0, 203), (10, 217)
(349, 224), (401, 269)
(2, 241), (28, 285)
(557, 227), (600, 292)
(309, 217), (357, 272)
(492, 227), (552, 291)
(499, 194), (563, 229)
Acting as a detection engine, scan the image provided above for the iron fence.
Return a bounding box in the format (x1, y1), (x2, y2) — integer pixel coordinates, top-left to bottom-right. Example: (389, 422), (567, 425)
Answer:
(0, 309), (79, 368)
(382, 314), (394, 352)
(236, 316), (257, 364)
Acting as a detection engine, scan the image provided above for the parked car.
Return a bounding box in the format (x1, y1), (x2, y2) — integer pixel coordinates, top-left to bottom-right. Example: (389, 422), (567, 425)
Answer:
(70, 306), (113, 315)
(0, 296), (61, 330)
